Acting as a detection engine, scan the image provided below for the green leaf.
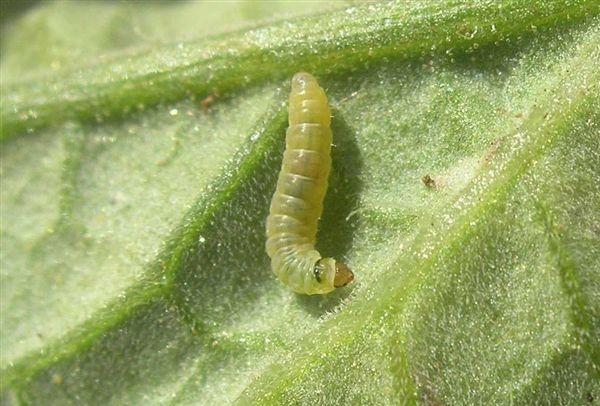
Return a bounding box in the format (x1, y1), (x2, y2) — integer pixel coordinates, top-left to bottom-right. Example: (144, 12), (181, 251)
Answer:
(1, 1), (599, 404)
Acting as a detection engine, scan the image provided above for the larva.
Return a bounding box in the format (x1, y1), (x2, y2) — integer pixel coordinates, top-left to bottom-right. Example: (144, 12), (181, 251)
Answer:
(265, 72), (354, 295)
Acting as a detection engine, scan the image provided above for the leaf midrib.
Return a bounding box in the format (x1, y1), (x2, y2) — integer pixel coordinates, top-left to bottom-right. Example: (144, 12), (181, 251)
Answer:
(2, 0), (596, 140)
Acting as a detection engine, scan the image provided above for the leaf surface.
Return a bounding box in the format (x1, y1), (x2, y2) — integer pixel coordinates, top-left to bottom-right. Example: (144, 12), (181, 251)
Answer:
(1, 1), (599, 404)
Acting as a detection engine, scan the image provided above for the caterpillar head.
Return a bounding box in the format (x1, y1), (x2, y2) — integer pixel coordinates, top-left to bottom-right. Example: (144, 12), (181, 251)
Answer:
(333, 261), (354, 288)
(315, 258), (354, 290)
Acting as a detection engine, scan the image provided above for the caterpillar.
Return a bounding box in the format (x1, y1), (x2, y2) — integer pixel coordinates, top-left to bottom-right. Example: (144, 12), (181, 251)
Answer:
(265, 72), (354, 295)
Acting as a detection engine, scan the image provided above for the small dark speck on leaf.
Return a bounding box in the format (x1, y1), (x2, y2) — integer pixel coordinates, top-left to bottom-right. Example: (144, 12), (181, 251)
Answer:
(422, 174), (436, 189)
(201, 92), (219, 110)
(481, 138), (502, 166)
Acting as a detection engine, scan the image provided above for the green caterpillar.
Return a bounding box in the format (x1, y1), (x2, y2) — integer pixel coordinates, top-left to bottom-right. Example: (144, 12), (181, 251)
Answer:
(265, 72), (354, 294)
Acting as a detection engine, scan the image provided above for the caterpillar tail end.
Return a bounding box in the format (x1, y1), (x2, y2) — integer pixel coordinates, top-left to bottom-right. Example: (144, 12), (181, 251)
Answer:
(292, 71), (315, 84)
(333, 261), (354, 288)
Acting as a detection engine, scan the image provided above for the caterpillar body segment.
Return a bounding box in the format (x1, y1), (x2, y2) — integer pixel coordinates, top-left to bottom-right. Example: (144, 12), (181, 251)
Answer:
(265, 72), (353, 294)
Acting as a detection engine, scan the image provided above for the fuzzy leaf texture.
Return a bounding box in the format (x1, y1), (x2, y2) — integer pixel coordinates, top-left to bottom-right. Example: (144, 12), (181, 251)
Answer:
(1, 1), (599, 404)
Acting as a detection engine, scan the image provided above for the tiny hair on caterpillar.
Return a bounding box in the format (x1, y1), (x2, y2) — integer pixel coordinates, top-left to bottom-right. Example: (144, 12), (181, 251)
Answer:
(265, 72), (354, 295)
